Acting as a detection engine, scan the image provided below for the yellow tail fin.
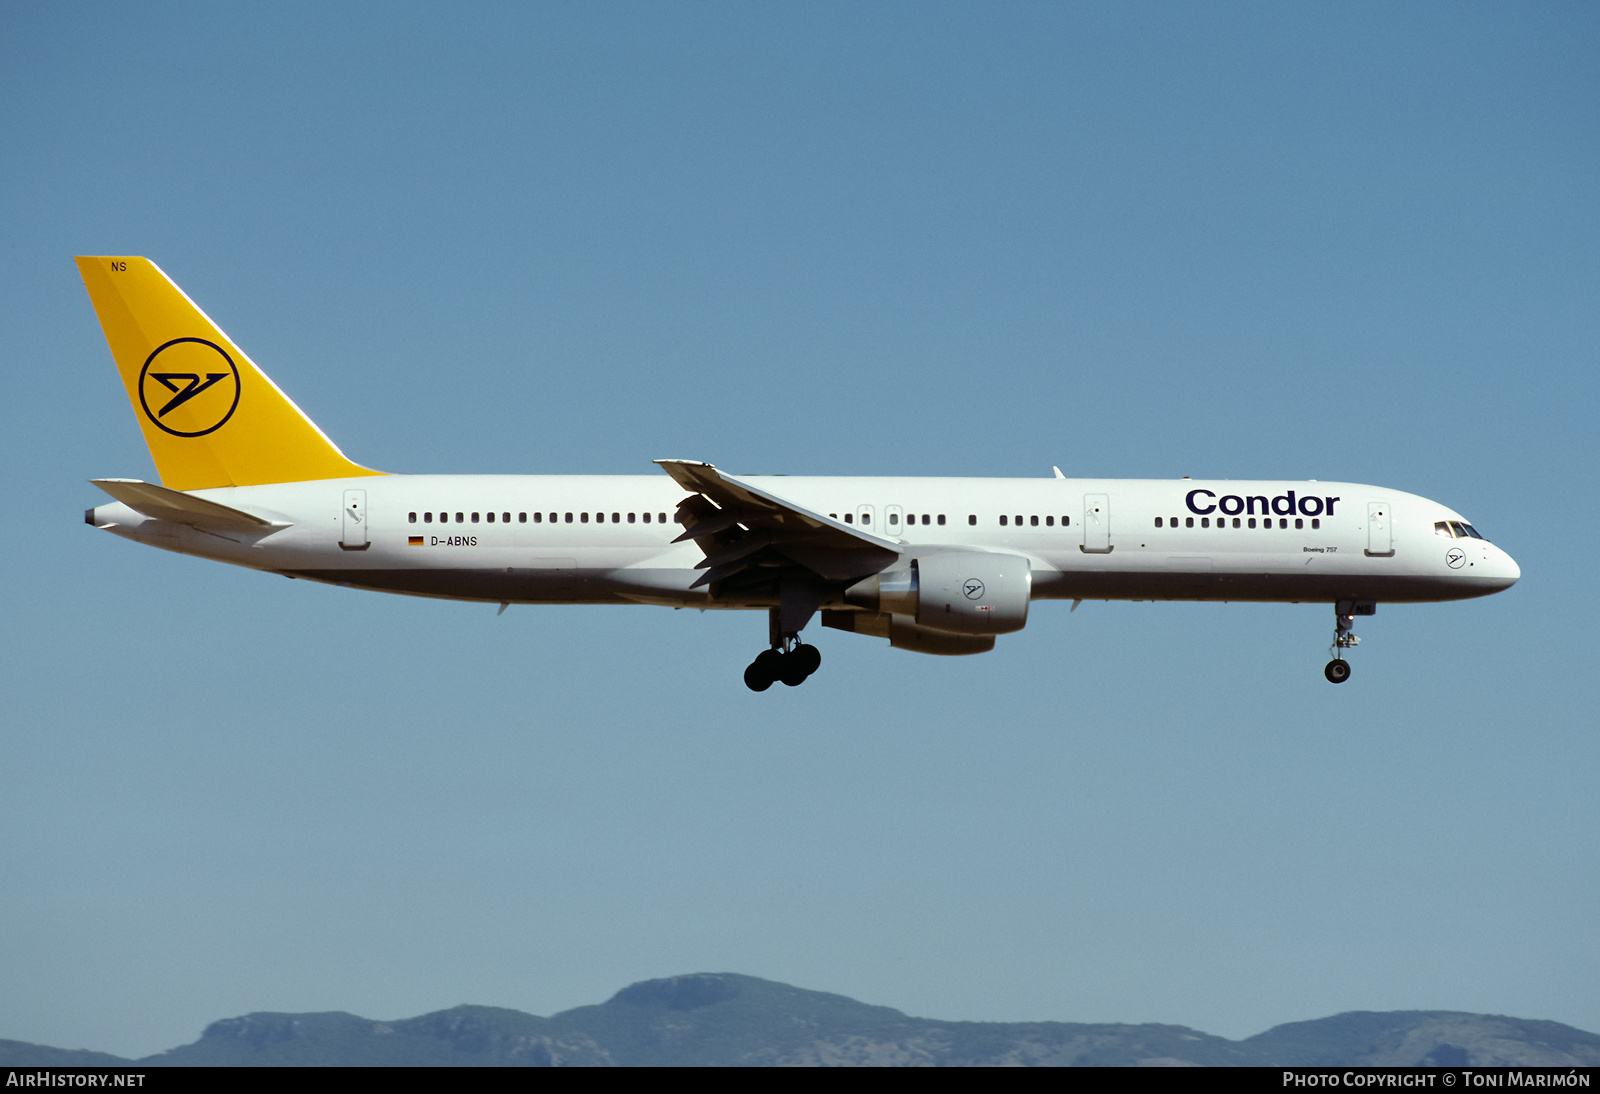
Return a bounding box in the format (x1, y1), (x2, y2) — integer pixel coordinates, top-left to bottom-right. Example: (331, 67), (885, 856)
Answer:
(76, 257), (382, 490)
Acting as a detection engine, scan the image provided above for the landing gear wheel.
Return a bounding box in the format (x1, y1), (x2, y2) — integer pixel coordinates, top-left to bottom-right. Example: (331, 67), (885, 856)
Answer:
(744, 648), (783, 692)
(792, 643), (821, 677)
(778, 651), (810, 687)
(1324, 659), (1352, 684)
(743, 661), (774, 692)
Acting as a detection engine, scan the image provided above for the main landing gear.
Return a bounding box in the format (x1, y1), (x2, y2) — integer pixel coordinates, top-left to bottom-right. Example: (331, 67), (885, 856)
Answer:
(1324, 599), (1372, 684)
(744, 638), (822, 691)
(744, 599), (824, 692)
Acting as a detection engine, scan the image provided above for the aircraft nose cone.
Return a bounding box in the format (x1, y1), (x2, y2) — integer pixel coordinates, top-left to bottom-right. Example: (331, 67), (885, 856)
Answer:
(1493, 548), (1521, 589)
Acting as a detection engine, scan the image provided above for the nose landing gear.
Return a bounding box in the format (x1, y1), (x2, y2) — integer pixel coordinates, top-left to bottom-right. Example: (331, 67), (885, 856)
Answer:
(1324, 599), (1375, 684)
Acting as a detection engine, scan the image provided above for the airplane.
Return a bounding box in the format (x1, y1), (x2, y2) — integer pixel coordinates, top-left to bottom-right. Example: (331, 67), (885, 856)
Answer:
(77, 257), (1520, 690)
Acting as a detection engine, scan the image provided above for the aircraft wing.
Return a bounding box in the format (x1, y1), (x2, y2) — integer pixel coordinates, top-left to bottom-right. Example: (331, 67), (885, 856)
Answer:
(655, 459), (900, 587)
(91, 479), (289, 534)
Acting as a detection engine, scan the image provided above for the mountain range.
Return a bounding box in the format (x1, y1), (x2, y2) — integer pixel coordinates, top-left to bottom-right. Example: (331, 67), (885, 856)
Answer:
(5, 974), (1599, 1067)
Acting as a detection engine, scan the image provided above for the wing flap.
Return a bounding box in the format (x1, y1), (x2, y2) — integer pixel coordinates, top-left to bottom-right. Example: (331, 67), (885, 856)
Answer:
(656, 459), (899, 591)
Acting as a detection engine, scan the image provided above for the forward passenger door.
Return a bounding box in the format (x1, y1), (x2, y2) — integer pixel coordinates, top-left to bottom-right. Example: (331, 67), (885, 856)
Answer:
(1366, 501), (1393, 557)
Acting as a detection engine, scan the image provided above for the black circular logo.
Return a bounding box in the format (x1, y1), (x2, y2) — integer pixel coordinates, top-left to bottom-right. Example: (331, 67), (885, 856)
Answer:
(1445, 547), (1466, 569)
(138, 338), (241, 437)
(963, 579), (985, 600)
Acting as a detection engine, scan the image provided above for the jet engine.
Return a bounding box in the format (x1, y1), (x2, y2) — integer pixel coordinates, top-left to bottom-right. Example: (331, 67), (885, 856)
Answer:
(843, 549), (1031, 636)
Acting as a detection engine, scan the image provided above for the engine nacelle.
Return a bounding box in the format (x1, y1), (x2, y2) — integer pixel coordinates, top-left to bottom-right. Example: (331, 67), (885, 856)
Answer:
(819, 609), (996, 656)
(845, 549), (1031, 636)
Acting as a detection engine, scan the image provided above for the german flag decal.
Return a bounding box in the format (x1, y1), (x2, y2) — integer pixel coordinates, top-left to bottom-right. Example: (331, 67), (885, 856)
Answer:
(408, 536), (424, 546)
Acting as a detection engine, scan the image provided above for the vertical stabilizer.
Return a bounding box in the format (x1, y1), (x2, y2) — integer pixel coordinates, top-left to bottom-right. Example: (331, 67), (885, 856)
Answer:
(76, 256), (382, 490)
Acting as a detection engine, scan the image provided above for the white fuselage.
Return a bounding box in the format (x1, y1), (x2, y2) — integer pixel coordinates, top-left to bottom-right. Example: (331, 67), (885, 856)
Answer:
(88, 474), (1521, 610)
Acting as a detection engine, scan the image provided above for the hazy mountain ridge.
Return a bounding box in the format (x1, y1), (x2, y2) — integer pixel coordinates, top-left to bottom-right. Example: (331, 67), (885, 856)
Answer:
(5, 974), (1599, 1067)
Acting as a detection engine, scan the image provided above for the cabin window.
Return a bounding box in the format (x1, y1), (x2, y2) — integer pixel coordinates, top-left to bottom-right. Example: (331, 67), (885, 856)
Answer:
(612, 512), (620, 523)
(564, 513), (573, 523)
(1201, 517), (1209, 528)
(999, 515), (1007, 526)
(968, 514), (976, 525)
(1311, 519), (1320, 529)
(1154, 517), (1163, 528)
(1046, 516), (1055, 526)
(472, 512), (480, 523)
(531, 512), (540, 523)
(1030, 515), (1039, 527)
(628, 512), (636, 523)
(844, 513), (853, 523)
(423, 512), (433, 523)
(642, 512), (651, 523)
(1247, 518), (1256, 529)
(549, 513), (557, 523)
(408, 512), (416, 524)
(937, 514), (946, 525)
(1170, 516), (1179, 526)
(1015, 515), (1023, 526)
(518, 512), (526, 523)
(1185, 517), (1193, 527)
(1061, 515), (1071, 526)
(581, 512), (589, 523)
(659, 513), (667, 524)
(486, 512), (495, 522)
(1233, 518), (1241, 528)
(889, 513), (900, 526)
(456, 512), (464, 523)
(1295, 518), (1303, 529)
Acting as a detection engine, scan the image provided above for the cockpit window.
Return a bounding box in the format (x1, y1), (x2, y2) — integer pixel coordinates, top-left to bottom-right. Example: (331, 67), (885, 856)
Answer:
(1441, 520), (1489, 541)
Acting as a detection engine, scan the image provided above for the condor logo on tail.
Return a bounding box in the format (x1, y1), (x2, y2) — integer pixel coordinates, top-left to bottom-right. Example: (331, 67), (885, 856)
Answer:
(77, 256), (382, 489)
(138, 337), (241, 437)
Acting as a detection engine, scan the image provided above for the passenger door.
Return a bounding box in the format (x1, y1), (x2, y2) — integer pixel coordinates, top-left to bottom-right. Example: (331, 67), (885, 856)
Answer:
(1366, 501), (1393, 557)
(341, 489), (369, 550)
(1083, 494), (1111, 553)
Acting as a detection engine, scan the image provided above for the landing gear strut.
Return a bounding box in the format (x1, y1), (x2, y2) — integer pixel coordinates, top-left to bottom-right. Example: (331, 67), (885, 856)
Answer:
(744, 605), (823, 691)
(1324, 599), (1373, 684)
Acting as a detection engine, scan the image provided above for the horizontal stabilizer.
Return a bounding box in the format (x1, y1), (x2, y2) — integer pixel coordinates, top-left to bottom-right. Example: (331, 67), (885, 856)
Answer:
(91, 479), (288, 534)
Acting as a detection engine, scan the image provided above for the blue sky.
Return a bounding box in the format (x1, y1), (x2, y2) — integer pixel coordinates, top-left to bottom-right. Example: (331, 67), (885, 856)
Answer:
(2, 1), (1597, 1059)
